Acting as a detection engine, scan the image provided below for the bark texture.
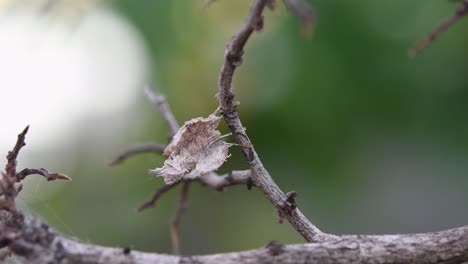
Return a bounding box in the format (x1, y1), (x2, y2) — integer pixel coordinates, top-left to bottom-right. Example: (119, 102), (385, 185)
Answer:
(15, 219), (468, 264)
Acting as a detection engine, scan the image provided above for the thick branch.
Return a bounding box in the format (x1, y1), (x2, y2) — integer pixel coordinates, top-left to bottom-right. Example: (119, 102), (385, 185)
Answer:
(217, 0), (332, 242)
(9, 218), (468, 264)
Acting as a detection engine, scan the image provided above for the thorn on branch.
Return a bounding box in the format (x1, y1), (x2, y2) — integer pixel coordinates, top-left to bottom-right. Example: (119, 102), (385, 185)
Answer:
(17, 168), (71, 182)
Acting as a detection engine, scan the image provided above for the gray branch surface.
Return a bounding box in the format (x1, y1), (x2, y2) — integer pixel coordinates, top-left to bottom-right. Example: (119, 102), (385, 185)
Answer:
(16, 219), (468, 264)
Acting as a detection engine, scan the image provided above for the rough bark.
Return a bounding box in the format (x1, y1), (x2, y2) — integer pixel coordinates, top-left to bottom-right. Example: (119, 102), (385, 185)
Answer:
(13, 219), (468, 264)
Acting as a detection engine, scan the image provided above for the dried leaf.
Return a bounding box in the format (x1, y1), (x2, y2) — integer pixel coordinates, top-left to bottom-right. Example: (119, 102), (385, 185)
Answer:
(151, 114), (230, 184)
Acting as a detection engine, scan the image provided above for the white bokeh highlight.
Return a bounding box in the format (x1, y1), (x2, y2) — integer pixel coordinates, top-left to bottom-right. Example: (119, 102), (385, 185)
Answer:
(0, 7), (149, 154)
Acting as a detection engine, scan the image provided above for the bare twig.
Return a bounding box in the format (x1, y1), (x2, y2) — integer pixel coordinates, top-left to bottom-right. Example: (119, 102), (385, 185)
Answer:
(199, 170), (251, 191)
(217, 0), (333, 242)
(410, 0), (468, 56)
(170, 182), (190, 255)
(16, 168), (70, 181)
(109, 143), (166, 166)
(5, 126), (29, 178)
(0, 127), (69, 261)
(144, 85), (180, 136)
(1, 128), (70, 199)
(138, 182), (181, 212)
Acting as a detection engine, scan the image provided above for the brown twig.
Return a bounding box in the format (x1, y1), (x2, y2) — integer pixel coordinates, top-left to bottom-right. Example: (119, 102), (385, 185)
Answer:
(137, 182), (181, 212)
(410, 0), (468, 56)
(217, 0), (333, 242)
(144, 85), (180, 137)
(170, 181), (190, 255)
(109, 143), (166, 166)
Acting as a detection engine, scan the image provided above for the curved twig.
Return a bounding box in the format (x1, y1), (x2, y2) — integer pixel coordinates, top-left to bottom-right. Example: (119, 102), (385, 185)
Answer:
(109, 143), (166, 166)
(216, 0), (333, 242)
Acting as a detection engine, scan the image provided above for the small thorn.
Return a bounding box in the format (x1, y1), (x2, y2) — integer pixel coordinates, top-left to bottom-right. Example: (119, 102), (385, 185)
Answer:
(57, 174), (72, 181)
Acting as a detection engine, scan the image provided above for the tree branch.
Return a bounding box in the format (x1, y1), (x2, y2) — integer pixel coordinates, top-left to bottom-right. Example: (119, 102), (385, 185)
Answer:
(109, 143), (166, 166)
(7, 219), (468, 264)
(137, 182), (181, 212)
(217, 0), (333, 242)
(144, 85), (180, 137)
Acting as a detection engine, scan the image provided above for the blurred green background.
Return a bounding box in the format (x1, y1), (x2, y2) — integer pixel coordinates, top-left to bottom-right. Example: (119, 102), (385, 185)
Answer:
(1, 0), (468, 256)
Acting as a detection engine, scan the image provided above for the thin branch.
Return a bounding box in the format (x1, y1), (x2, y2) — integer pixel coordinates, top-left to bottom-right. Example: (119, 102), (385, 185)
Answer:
(138, 182), (181, 212)
(144, 85), (180, 137)
(217, 0), (333, 242)
(109, 143), (166, 166)
(170, 182), (190, 255)
(410, 0), (468, 56)
(16, 168), (71, 182)
(5, 126), (29, 178)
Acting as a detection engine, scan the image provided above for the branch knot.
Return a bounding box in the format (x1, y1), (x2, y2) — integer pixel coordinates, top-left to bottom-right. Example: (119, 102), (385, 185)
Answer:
(278, 191), (297, 224)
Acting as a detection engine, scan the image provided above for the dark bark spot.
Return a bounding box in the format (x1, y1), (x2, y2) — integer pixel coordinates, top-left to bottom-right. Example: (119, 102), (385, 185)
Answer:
(246, 178), (254, 190)
(266, 240), (285, 256)
(54, 241), (66, 260)
(123, 246), (131, 255)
